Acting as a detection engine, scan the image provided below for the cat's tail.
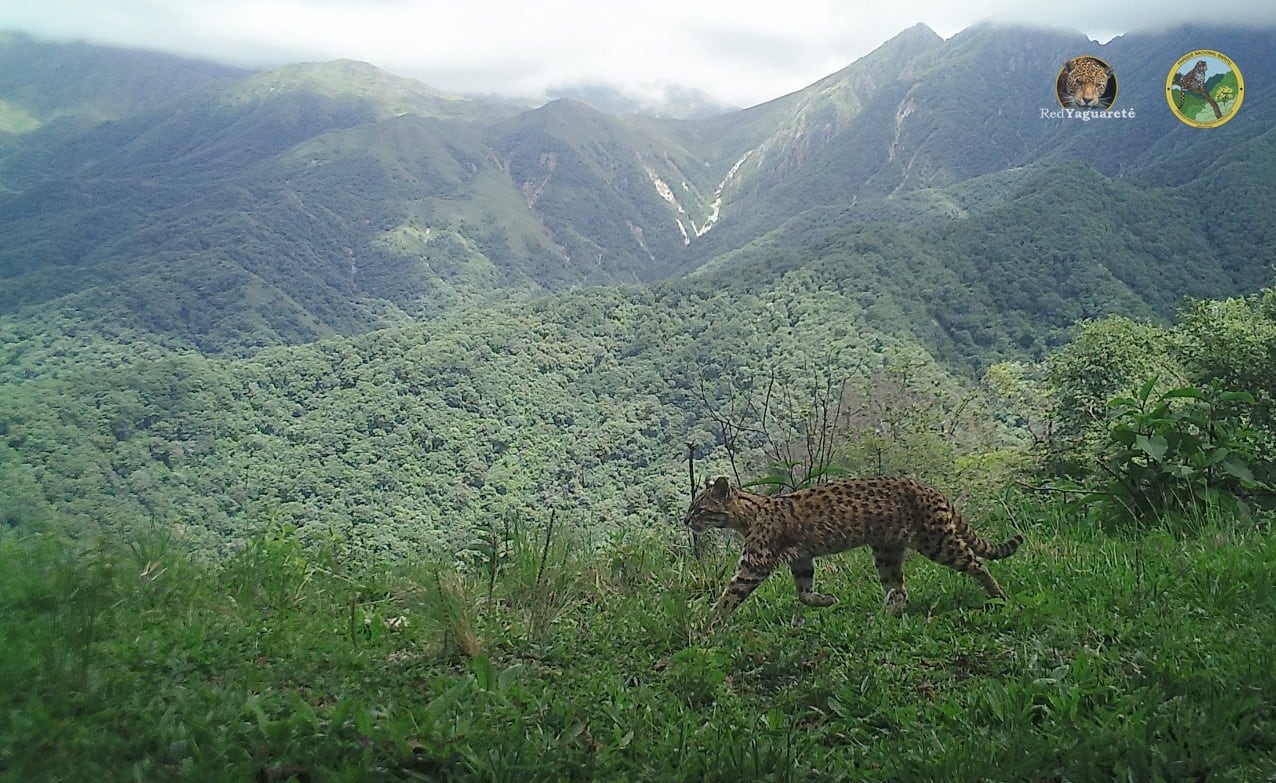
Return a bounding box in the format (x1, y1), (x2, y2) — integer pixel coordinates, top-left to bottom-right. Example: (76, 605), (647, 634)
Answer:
(946, 500), (1023, 559)
(970, 532), (1024, 560)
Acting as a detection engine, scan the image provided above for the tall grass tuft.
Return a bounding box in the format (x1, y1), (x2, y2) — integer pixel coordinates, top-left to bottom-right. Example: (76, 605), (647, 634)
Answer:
(498, 510), (585, 644)
(429, 566), (482, 659)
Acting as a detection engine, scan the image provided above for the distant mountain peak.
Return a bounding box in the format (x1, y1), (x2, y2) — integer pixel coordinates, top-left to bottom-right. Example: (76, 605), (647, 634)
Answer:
(895, 21), (944, 42)
(232, 59), (451, 100)
(222, 58), (501, 121)
(545, 81), (737, 119)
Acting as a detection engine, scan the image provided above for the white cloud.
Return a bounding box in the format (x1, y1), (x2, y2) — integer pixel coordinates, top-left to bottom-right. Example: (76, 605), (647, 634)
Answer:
(3, 0), (1274, 107)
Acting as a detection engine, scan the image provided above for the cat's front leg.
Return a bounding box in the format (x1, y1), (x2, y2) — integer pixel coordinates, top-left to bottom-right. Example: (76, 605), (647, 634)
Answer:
(713, 547), (778, 620)
(790, 555), (837, 607)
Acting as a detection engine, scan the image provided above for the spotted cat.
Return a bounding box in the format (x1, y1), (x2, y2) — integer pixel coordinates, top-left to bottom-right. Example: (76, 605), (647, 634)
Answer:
(684, 476), (1023, 620)
(1173, 60), (1222, 118)
(1058, 56), (1114, 110)
(1175, 60), (1210, 106)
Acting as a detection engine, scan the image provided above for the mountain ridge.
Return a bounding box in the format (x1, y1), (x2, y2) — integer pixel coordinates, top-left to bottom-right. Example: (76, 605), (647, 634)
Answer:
(2, 21), (1275, 550)
(1, 22), (1273, 362)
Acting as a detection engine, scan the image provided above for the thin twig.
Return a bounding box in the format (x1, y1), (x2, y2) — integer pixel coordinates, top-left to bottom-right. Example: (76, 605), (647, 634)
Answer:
(1012, 480), (1107, 497)
(534, 509), (556, 588)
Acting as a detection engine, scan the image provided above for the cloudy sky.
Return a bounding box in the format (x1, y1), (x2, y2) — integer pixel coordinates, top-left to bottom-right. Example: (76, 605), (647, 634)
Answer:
(3, 0), (1273, 107)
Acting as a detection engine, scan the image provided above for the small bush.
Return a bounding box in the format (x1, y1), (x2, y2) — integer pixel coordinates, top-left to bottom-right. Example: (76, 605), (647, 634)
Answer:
(1080, 378), (1271, 526)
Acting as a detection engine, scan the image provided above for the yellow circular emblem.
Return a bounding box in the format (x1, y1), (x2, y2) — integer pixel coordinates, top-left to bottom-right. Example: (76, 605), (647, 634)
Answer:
(1166, 50), (1244, 128)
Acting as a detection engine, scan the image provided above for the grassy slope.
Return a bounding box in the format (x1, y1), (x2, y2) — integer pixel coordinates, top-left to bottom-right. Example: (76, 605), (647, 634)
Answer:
(2, 508), (1273, 781)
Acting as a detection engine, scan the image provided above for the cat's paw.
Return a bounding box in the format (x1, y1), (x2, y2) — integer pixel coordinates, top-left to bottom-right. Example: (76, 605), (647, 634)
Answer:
(883, 588), (909, 616)
(801, 592), (838, 608)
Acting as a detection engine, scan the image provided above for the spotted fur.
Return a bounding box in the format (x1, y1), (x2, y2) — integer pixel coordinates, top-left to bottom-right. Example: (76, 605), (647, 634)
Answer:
(1174, 60), (1210, 108)
(684, 476), (1023, 620)
(1058, 56), (1114, 110)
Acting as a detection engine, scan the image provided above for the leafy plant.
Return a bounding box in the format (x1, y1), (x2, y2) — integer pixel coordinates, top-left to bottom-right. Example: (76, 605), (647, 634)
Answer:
(497, 510), (584, 644)
(423, 566), (482, 659)
(1044, 315), (1184, 471)
(1084, 378), (1270, 525)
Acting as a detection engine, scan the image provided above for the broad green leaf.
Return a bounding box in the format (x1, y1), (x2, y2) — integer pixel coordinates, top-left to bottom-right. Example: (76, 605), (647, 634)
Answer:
(1219, 390), (1256, 403)
(423, 680), (471, 726)
(1203, 448), (1231, 466)
(1136, 434), (1168, 461)
(1110, 426), (1137, 446)
(1137, 377), (1158, 403)
(1219, 457), (1254, 483)
(471, 654), (497, 692)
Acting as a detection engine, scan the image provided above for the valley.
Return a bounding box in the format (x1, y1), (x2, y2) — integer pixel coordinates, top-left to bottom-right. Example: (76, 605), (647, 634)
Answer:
(1, 23), (1274, 548)
(2, 18), (1275, 781)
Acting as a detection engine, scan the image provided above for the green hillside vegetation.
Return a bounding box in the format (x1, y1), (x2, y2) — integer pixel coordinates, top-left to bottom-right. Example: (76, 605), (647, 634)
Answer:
(0, 98), (39, 135)
(0, 31), (243, 130)
(2, 22), (1276, 781)
(4, 509), (1276, 780)
(0, 281), (962, 554)
(4, 25), (1275, 361)
(3, 275), (1273, 553)
(1, 23), (1273, 556)
(5, 275), (1270, 779)
(0, 79), (722, 354)
(4, 279), (1276, 781)
(695, 161), (1264, 368)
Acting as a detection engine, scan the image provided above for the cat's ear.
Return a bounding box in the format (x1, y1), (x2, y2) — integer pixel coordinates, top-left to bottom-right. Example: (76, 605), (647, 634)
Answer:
(711, 477), (731, 500)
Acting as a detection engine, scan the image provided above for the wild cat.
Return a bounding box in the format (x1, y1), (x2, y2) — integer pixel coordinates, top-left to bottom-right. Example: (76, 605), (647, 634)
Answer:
(684, 476), (1023, 619)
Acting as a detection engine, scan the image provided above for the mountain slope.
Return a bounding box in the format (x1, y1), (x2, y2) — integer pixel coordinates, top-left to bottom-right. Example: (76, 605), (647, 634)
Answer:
(487, 98), (720, 282)
(694, 156), (1269, 370)
(1, 24), (1274, 361)
(0, 47), (721, 352)
(0, 31), (243, 134)
(0, 275), (972, 548)
(691, 23), (1276, 264)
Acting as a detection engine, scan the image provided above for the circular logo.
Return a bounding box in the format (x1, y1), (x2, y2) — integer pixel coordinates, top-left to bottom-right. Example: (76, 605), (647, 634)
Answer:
(1055, 56), (1118, 111)
(1166, 50), (1244, 128)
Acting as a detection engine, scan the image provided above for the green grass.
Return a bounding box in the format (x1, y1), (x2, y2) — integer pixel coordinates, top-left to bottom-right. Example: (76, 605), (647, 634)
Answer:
(2, 509), (1274, 781)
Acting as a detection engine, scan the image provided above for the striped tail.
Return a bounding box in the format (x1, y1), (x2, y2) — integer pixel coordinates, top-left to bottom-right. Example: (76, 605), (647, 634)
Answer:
(945, 500), (1024, 560)
(971, 533), (1024, 560)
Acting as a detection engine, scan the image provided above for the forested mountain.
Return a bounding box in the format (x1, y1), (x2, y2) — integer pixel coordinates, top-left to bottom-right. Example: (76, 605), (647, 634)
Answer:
(0, 31), (244, 132)
(1, 23), (1274, 548)
(5, 25), (1276, 782)
(0, 34), (719, 353)
(2, 24), (1274, 358)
